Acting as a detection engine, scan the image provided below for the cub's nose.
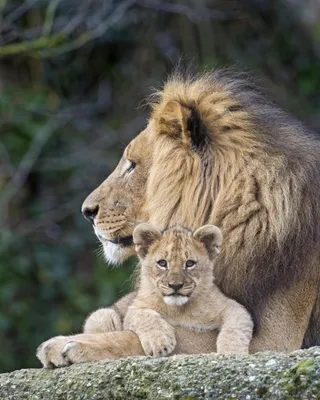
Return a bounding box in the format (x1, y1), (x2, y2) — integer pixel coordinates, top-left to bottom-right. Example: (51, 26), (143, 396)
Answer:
(82, 205), (99, 223)
(168, 283), (184, 292)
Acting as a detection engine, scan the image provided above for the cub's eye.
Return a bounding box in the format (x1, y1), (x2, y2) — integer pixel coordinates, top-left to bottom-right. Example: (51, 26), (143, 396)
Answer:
(156, 259), (168, 269)
(185, 260), (197, 269)
(127, 161), (136, 174)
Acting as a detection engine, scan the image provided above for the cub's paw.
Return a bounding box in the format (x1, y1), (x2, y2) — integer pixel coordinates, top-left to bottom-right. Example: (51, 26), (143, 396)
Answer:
(139, 325), (177, 357)
(36, 336), (72, 368)
(83, 308), (122, 333)
(217, 345), (249, 355)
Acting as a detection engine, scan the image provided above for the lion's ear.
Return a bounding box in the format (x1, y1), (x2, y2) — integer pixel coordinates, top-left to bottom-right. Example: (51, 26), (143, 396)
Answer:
(133, 223), (162, 258)
(158, 101), (207, 151)
(193, 225), (223, 259)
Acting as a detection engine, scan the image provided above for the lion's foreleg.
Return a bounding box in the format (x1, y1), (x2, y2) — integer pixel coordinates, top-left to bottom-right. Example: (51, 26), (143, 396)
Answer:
(83, 291), (137, 333)
(37, 331), (145, 368)
(250, 279), (318, 352)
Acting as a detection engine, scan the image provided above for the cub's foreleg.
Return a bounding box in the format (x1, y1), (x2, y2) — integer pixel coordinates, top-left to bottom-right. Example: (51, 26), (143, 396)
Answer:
(124, 306), (177, 357)
(216, 300), (253, 355)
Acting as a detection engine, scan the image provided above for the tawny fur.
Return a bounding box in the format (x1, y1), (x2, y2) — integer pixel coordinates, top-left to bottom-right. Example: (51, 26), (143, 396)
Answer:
(124, 224), (253, 356)
(37, 69), (320, 367)
(147, 72), (320, 315)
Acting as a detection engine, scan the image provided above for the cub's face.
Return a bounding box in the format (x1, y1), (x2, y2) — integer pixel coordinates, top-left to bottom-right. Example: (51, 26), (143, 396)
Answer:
(133, 224), (222, 306)
(144, 235), (212, 306)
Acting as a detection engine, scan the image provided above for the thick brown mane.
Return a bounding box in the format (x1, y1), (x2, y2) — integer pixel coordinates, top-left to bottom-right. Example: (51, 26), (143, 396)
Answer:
(146, 70), (320, 330)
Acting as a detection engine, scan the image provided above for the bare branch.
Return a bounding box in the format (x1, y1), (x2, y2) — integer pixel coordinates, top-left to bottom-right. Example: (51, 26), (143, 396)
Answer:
(0, 116), (67, 222)
(0, 0), (136, 58)
(137, 0), (240, 22)
(38, 0), (136, 58)
(42, 0), (61, 37)
(0, 142), (15, 177)
(0, 33), (65, 57)
(5, 0), (39, 24)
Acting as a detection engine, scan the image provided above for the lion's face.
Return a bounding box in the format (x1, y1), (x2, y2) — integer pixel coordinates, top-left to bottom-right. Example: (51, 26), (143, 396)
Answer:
(133, 223), (222, 306)
(82, 128), (154, 263)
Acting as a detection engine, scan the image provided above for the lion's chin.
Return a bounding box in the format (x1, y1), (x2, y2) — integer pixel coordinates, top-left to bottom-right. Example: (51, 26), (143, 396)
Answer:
(102, 241), (136, 265)
(163, 295), (189, 306)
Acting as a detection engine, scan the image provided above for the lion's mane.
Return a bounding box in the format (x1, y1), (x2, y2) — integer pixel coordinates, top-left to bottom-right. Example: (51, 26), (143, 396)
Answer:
(145, 70), (320, 336)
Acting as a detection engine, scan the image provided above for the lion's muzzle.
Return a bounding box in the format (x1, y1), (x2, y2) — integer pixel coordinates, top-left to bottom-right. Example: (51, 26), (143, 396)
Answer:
(108, 235), (133, 247)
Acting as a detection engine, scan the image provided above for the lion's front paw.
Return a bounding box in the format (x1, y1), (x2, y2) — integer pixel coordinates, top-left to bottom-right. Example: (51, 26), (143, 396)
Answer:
(60, 341), (96, 364)
(140, 326), (177, 357)
(37, 334), (109, 368)
(83, 308), (122, 333)
(36, 336), (72, 368)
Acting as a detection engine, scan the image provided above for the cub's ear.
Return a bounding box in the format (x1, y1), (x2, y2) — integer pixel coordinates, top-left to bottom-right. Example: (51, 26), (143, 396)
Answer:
(133, 223), (162, 259)
(193, 225), (223, 259)
(158, 100), (207, 151)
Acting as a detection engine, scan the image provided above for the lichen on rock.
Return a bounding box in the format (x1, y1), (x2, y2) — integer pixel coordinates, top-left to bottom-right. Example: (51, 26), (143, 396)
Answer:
(1, 348), (320, 399)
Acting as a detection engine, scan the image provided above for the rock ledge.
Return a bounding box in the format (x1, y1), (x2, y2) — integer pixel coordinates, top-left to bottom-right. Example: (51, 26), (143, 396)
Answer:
(1, 348), (320, 399)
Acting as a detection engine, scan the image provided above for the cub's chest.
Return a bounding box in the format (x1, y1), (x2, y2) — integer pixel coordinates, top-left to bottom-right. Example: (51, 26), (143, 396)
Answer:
(165, 309), (221, 333)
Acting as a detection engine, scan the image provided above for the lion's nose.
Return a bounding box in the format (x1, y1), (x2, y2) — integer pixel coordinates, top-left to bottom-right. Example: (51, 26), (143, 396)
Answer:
(168, 283), (184, 292)
(82, 205), (99, 223)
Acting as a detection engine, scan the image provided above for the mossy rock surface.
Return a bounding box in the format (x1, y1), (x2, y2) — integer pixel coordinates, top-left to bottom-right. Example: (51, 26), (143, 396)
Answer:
(1, 348), (320, 399)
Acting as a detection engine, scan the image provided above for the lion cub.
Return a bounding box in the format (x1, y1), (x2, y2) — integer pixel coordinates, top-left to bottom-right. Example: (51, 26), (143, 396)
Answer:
(124, 223), (253, 356)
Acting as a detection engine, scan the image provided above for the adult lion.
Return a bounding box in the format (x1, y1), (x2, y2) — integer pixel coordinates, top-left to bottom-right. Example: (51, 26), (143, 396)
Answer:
(37, 70), (320, 367)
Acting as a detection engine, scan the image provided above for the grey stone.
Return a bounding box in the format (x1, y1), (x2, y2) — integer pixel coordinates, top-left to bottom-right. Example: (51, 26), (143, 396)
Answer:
(1, 348), (320, 399)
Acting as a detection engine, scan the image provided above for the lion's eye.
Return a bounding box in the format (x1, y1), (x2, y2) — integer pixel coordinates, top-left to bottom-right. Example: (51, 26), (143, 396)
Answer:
(127, 161), (136, 174)
(156, 259), (168, 269)
(185, 260), (197, 269)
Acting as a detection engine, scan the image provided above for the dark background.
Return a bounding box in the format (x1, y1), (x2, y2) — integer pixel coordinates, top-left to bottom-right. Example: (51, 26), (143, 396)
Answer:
(0, 0), (319, 373)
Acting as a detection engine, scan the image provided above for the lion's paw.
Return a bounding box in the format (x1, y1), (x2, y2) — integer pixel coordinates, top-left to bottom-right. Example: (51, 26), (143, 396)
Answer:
(60, 341), (93, 364)
(37, 335), (105, 368)
(83, 308), (122, 333)
(36, 336), (72, 368)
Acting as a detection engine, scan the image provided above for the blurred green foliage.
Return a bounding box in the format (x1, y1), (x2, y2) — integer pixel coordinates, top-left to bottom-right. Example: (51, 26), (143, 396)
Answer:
(0, 0), (319, 373)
